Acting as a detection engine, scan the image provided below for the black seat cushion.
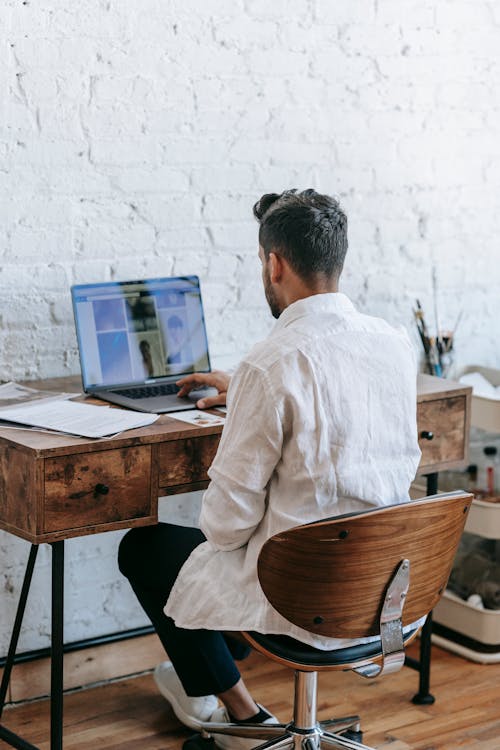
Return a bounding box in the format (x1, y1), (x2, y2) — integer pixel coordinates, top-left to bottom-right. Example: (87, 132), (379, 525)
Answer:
(246, 629), (418, 667)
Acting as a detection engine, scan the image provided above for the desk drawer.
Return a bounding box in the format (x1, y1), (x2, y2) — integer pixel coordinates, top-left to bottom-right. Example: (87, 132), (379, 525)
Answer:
(43, 446), (152, 533)
(157, 435), (219, 488)
(418, 396), (467, 470)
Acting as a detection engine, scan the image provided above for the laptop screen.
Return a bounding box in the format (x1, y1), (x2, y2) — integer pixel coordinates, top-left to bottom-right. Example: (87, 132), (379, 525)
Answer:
(71, 276), (211, 391)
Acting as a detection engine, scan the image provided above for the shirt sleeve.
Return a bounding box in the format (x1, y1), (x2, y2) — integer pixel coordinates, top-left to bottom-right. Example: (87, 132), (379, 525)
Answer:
(199, 361), (283, 551)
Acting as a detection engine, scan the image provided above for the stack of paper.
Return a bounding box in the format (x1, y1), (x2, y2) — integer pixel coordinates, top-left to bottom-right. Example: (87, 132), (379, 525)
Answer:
(0, 399), (159, 438)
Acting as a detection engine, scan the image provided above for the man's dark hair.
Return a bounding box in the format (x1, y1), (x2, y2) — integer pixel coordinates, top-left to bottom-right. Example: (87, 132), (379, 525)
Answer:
(253, 189), (348, 282)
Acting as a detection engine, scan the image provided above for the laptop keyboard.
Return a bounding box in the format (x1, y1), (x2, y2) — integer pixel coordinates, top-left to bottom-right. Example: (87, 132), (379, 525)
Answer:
(113, 383), (180, 399)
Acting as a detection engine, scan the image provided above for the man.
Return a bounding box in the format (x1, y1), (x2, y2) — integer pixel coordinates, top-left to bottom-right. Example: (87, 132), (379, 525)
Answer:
(118, 189), (421, 749)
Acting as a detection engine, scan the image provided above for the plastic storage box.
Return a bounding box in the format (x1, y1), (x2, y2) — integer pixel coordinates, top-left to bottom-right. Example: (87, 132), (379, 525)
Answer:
(434, 589), (500, 647)
(466, 497), (500, 539)
(433, 498), (500, 662)
(432, 369), (500, 661)
(433, 590), (500, 663)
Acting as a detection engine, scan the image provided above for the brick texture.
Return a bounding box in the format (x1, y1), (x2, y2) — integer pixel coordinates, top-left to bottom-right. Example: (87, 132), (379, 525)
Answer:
(0, 0), (499, 653)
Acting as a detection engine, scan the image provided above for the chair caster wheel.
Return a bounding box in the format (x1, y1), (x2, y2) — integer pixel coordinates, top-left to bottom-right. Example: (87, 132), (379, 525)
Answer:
(341, 728), (364, 743)
(183, 733), (215, 750)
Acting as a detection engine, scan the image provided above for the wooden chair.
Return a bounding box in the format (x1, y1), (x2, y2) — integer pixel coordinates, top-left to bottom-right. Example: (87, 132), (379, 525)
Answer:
(186, 491), (472, 750)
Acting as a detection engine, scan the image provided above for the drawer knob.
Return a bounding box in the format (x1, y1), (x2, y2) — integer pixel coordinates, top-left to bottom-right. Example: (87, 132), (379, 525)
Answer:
(420, 430), (434, 441)
(94, 483), (110, 496)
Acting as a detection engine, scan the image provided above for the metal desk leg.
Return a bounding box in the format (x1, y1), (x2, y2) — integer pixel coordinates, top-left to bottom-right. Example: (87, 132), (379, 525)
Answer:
(50, 541), (65, 750)
(411, 471), (438, 705)
(412, 611), (435, 705)
(0, 545), (41, 749)
(425, 472), (439, 497)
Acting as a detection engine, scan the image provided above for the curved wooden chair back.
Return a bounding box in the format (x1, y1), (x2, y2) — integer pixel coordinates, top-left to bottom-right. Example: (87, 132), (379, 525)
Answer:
(257, 492), (473, 640)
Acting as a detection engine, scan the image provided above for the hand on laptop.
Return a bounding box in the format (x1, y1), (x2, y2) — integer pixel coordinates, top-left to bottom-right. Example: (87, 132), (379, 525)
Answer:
(176, 371), (230, 409)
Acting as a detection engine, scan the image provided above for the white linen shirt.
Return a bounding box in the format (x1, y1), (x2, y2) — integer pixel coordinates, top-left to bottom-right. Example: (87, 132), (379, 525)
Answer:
(165, 293), (422, 649)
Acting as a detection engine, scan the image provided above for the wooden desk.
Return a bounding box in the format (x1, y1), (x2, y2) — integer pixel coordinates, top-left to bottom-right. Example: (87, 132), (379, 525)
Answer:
(0, 373), (471, 545)
(0, 377), (222, 545)
(0, 374), (471, 749)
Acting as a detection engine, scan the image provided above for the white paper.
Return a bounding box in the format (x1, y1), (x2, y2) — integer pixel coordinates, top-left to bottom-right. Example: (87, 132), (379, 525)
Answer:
(169, 409), (225, 427)
(459, 372), (500, 401)
(0, 399), (159, 438)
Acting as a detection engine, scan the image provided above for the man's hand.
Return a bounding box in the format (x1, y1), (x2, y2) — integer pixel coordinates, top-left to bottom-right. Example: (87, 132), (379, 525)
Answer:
(176, 370), (231, 409)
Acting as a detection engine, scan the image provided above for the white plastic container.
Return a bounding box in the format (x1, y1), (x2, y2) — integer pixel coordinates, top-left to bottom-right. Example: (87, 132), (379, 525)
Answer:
(433, 589), (500, 648)
(411, 379), (500, 660)
(432, 492), (500, 662)
(466, 497), (500, 539)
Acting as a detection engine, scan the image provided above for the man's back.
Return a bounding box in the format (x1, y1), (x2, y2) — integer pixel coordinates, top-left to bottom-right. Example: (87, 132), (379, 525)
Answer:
(248, 293), (420, 519)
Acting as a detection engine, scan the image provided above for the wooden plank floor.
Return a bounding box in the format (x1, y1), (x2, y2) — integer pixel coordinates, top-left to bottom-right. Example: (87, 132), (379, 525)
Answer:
(1, 642), (499, 750)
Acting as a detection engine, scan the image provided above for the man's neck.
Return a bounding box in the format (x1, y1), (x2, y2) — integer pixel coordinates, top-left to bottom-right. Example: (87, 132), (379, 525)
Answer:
(282, 279), (339, 309)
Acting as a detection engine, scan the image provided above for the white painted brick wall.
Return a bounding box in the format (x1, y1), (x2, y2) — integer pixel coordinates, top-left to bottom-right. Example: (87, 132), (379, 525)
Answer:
(1, 0), (500, 655)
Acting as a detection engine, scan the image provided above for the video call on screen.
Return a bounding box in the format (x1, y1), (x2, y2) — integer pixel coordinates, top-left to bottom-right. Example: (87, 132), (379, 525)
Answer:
(73, 277), (210, 388)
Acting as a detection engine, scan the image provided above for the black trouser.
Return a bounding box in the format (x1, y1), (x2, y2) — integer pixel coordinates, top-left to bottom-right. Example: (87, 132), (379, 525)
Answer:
(118, 523), (251, 696)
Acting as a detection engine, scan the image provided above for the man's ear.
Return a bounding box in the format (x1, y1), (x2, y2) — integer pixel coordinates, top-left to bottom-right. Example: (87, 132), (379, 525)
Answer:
(268, 252), (284, 283)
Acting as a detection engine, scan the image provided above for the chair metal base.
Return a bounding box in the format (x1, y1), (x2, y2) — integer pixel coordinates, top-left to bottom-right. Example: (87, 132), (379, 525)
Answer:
(188, 670), (373, 750)
(186, 718), (373, 750)
(188, 671), (375, 750)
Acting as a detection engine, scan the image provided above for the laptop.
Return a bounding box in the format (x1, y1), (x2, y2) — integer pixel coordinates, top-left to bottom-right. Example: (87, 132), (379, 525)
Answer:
(71, 276), (216, 413)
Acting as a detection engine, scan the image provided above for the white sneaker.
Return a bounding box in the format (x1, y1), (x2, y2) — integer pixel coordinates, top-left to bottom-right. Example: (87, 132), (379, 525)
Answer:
(209, 705), (279, 750)
(153, 661), (219, 730)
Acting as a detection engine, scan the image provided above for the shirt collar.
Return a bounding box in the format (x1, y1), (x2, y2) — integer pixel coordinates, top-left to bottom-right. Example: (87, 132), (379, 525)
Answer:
(272, 292), (356, 332)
